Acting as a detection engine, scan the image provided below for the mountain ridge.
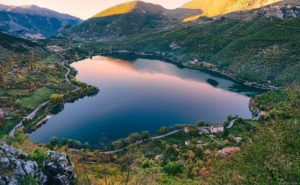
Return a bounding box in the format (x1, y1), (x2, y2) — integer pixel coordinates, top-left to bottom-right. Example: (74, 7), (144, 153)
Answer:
(182, 0), (282, 21)
(66, 1), (200, 40)
(0, 4), (82, 39)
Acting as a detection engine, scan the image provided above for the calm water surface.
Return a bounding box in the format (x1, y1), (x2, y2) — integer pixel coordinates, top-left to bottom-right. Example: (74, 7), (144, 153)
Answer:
(28, 56), (260, 147)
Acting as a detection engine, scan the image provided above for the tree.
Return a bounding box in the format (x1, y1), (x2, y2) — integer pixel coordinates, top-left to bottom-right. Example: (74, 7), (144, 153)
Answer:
(141, 131), (150, 140)
(158, 126), (168, 135)
(61, 138), (68, 146)
(163, 162), (183, 176)
(50, 136), (58, 146)
(197, 120), (206, 127)
(112, 138), (127, 149)
(83, 142), (90, 149)
(195, 147), (204, 159)
(187, 150), (196, 159)
(50, 93), (63, 105)
(128, 133), (141, 144)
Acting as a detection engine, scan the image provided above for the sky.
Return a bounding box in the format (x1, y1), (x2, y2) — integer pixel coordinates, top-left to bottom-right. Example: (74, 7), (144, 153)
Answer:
(1, 0), (190, 19)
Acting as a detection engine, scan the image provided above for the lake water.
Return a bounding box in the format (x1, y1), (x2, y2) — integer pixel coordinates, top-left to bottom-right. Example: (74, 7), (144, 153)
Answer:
(28, 56), (261, 147)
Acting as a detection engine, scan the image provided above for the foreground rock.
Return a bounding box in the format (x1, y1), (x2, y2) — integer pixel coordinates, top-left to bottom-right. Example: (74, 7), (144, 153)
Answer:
(0, 142), (74, 185)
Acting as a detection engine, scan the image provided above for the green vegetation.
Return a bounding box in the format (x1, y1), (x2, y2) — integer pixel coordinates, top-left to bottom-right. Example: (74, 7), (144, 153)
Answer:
(61, 88), (300, 184)
(28, 148), (48, 169)
(19, 87), (53, 109)
(74, 4), (300, 87)
(19, 175), (39, 185)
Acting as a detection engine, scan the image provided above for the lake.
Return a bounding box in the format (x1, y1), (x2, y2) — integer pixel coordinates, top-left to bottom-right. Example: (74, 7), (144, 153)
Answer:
(28, 55), (261, 147)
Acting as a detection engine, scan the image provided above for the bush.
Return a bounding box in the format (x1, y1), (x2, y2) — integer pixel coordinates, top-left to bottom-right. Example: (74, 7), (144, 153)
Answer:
(28, 149), (48, 169)
(140, 160), (153, 169)
(128, 133), (141, 144)
(158, 126), (168, 135)
(163, 162), (183, 176)
(197, 120), (206, 127)
(50, 136), (58, 146)
(20, 175), (39, 185)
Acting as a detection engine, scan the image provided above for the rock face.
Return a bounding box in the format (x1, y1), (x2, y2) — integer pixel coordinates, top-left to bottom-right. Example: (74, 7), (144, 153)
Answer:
(0, 142), (74, 185)
(43, 151), (74, 185)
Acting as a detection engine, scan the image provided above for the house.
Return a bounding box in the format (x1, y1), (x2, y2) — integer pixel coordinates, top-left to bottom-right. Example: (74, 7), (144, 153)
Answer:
(185, 140), (191, 146)
(218, 147), (240, 156)
(210, 124), (224, 133)
(169, 42), (181, 50)
(260, 111), (268, 118)
(184, 127), (190, 133)
(196, 140), (205, 147)
(0, 109), (4, 118)
(154, 154), (164, 161)
(233, 137), (242, 143)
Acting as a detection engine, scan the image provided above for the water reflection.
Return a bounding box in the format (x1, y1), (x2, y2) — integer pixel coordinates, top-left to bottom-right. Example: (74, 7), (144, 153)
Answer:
(28, 56), (261, 147)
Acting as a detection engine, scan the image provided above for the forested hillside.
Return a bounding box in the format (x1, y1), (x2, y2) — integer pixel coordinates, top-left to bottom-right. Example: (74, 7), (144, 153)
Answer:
(79, 1), (300, 87)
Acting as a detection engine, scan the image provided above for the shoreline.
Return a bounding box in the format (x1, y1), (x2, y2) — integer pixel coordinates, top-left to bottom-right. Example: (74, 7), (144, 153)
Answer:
(8, 60), (83, 137)
(12, 53), (263, 148)
(100, 51), (279, 91)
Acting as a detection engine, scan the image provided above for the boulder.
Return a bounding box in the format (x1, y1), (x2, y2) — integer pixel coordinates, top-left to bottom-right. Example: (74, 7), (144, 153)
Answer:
(0, 142), (74, 185)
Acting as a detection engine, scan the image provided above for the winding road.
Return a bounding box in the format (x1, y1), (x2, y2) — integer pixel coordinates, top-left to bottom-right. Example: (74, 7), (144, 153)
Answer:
(227, 119), (237, 129)
(9, 61), (79, 137)
(101, 129), (183, 154)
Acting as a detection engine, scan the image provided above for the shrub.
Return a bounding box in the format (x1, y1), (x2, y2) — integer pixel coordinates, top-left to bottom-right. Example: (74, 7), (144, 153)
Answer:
(28, 149), (48, 169)
(20, 175), (39, 185)
(50, 136), (58, 146)
(163, 162), (183, 176)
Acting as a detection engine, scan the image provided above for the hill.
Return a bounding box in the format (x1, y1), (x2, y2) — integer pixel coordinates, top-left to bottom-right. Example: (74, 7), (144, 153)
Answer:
(0, 32), (46, 57)
(76, 0), (300, 87)
(65, 1), (200, 40)
(0, 4), (81, 39)
(182, 0), (281, 21)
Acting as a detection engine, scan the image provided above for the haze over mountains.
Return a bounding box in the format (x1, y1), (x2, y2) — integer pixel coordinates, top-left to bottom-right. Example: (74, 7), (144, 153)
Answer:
(0, 4), (81, 39)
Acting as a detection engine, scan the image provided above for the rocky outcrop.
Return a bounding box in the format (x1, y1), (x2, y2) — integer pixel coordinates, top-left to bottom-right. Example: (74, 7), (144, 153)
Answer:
(43, 151), (74, 185)
(0, 142), (74, 185)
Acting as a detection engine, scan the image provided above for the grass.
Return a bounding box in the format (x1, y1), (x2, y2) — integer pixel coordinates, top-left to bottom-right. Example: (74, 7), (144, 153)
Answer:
(0, 119), (19, 137)
(6, 89), (29, 96)
(19, 87), (54, 109)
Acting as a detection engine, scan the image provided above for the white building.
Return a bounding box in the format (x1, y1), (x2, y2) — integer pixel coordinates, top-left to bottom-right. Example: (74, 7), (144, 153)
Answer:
(185, 140), (191, 146)
(0, 109), (4, 118)
(210, 124), (224, 133)
(184, 127), (190, 133)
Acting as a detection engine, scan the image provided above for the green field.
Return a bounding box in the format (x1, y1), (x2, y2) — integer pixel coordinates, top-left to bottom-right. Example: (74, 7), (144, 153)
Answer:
(19, 87), (54, 109)
(0, 119), (19, 137)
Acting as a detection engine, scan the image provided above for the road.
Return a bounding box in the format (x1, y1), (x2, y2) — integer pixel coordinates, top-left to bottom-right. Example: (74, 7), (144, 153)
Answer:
(101, 129), (183, 154)
(61, 61), (80, 91)
(9, 61), (79, 137)
(227, 119), (237, 129)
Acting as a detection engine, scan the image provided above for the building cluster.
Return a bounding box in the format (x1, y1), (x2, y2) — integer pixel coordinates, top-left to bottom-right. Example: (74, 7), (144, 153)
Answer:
(183, 123), (241, 156)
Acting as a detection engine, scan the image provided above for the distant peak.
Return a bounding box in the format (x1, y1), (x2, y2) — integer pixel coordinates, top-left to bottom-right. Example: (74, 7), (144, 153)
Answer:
(93, 1), (138, 18)
(181, 0), (282, 21)
(92, 0), (165, 18)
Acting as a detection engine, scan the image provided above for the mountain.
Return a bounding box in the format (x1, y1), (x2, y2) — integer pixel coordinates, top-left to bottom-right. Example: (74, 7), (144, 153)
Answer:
(0, 4), (82, 39)
(181, 0), (281, 21)
(0, 32), (46, 57)
(65, 1), (200, 40)
(76, 0), (300, 87)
